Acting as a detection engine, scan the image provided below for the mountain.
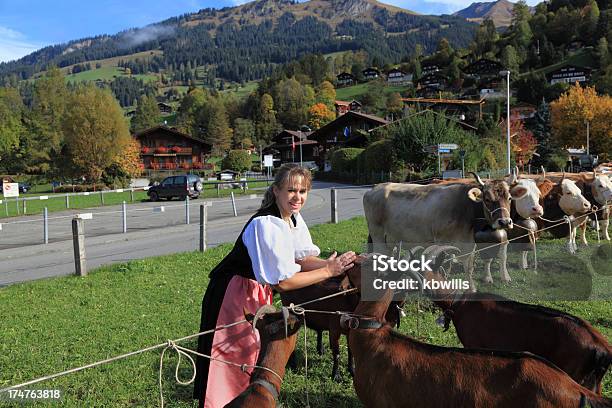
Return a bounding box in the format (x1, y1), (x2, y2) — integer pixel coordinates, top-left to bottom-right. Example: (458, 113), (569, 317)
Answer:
(453, 0), (515, 28)
(0, 0), (476, 84)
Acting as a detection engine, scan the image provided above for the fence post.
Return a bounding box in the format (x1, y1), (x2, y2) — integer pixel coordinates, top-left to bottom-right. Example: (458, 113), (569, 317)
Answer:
(130, 188), (134, 202)
(331, 188), (338, 224)
(4, 200), (8, 217)
(200, 204), (207, 252)
(65, 194), (70, 209)
(16, 197), (20, 215)
(230, 192), (238, 217)
(43, 207), (48, 244)
(72, 218), (87, 276)
(216, 183), (220, 198)
(122, 201), (127, 233)
(100, 191), (104, 205)
(22, 199), (26, 215)
(185, 196), (190, 225)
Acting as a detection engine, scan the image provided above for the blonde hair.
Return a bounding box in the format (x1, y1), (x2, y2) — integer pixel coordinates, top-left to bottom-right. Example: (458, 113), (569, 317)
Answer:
(260, 164), (313, 210)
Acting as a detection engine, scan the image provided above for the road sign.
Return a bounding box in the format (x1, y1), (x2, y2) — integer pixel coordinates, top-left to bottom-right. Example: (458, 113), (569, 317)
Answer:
(439, 149), (451, 153)
(264, 154), (273, 167)
(438, 143), (459, 150)
(2, 183), (19, 198)
(424, 145), (438, 154)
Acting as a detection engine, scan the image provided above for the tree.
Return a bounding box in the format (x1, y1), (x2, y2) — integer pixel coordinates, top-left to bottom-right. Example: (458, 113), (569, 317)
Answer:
(221, 149), (252, 173)
(386, 92), (404, 120)
(550, 84), (612, 159)
(233, 118), (255, 148)
(501, 45), (520, 79)
(472, 19), (499, 58)
(504, 114), (538, 168)
(131, 94), (159, 133)
(206, 102), (232, 155)
(308, 103), (335, 130)
(316, 81), (336, 109)
(274, 78), (314, 128)
(255, 93), (279, 146)
(0, 87), (24, 160)
(597, 36), (610, 68)
(530, 99), (555, 167)
(62, 84), (132, 182)
(579, 0), (600, 43)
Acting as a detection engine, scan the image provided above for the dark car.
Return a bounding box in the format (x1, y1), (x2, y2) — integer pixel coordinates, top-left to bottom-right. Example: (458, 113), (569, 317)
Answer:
(18, 183), (30, 193)
(147, 174), (203, 201)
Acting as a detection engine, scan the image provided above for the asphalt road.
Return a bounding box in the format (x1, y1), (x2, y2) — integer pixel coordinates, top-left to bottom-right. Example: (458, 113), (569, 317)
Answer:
(0, 182), (370, 286)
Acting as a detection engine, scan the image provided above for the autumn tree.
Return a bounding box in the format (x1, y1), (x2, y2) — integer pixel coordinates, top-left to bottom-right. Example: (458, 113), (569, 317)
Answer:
(255, 93), (280, 146)
(62, 84), (131, 182)
(131, 94), (159, 133)
(316, 80), (336, 109)
(550, 84), (612, 159)
(308, 103), (335, 130)
(233, 118), (255, 149)
(386, 92), (404, 120)
(206, 102), (232, 155)
(503, 114), (538, 168)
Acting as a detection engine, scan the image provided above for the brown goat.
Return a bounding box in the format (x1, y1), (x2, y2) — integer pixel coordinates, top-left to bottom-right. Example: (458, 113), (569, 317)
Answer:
(429, 274), (612, 394)
(224, 306), (302, 408)
(344, 255), (612, 408)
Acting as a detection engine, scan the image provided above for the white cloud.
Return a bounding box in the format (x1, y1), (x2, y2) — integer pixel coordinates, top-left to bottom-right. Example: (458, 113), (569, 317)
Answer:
(0, 26), (41, 63)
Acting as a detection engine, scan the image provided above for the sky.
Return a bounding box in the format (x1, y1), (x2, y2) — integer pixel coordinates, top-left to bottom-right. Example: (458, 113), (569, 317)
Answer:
(0, 0), (540, 63)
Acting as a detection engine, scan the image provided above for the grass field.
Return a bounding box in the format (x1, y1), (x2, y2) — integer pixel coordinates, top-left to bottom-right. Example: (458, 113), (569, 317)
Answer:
(523, 47), (596, 78)
(65, 66), (158, 84)
(335, 81), (413, 101)
(0, 181), (270, 219)
(0, 217), (610, 407)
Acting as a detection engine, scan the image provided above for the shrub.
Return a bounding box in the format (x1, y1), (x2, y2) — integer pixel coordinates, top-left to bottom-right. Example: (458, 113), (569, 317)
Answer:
(221, 150), (251, 173)
(362, 139), (393, 172)
(330, 148), (364, 173)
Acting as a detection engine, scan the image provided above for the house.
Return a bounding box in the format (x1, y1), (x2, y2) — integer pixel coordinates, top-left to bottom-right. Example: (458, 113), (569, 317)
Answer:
(511, 103), (537, 120)
(402, 97), (486, 123)
(334, 100), (362, 116)
(362, 67), (380, 81)
(462, 58), (504, 79)
(267, 129), (319, 166)
(386, 68), (412, 85)
(336, 72), (356, 86)
(157, 102), (173, 114)
(421, 62), (441, 76)
(134, 125), (212, 172)
(417, 72), (448, 90)
(309, 111), (389, 170)
(547, 65), (591, 85)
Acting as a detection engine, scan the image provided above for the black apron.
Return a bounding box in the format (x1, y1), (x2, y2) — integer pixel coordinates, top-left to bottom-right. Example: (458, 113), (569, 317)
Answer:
(192, 203), (296, 405)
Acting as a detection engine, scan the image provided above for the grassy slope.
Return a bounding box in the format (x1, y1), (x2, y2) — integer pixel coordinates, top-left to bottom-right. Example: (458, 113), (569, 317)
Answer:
(0, 217), (610, 407)
(523, 47), (596, 78)
(335, 81), (413, 101)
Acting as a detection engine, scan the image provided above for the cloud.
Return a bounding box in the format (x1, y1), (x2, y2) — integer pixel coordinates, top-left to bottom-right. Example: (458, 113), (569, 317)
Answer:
(0, 26), (41, 63)
(118, 24), (177, 49)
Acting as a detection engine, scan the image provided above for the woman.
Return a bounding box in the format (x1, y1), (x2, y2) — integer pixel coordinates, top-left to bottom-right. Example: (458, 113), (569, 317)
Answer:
(193, 164), (356, 408)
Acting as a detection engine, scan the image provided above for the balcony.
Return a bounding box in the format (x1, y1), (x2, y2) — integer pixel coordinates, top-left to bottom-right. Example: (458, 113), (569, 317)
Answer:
(140, 146), (193, 155)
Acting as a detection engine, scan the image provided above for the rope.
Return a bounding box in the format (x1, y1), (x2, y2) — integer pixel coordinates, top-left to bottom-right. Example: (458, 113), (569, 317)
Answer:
(288, 304), (310, 408)
(593, 205), (601, 244)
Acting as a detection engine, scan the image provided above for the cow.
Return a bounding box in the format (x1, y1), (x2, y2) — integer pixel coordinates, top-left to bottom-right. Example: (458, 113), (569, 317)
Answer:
(364, 173), (527, 291)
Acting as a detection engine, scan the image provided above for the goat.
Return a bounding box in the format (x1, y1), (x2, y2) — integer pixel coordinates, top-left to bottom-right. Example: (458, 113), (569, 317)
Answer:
(429, 274), (612, 394)
(344, 249), (612, 408)
(224, 305), (302, 408)
(280, 272), (402, 381)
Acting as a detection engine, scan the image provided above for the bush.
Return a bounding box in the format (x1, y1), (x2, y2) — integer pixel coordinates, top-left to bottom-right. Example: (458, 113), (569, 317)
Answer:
(362, 139), (393, 172)
(221, 150), (251, 173)
(55, 184), (107, 193)
(330, 148), (364, 173)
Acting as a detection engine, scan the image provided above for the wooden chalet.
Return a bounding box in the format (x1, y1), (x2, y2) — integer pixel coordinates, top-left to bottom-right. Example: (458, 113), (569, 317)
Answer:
(309, 111), (389, 169)
(462, 59), (504, 79)
(336, 72), (356, 87)
(547, 65), (591, 85)
(362, 67), (381, 81)
(268, 130), (318, 166)
(417, 72), (448, 90)
(157, 102), (173, 114)
(386, 68), (412, 84)
(421, 62), (441, 76)
(402, 97), (486, 123)
(134, 125), (212, 171)
(334, 100), (362, 116)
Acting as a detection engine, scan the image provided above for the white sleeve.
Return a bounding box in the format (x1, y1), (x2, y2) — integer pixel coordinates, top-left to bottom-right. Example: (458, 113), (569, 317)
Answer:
(293, 213), (321, 260)
(242, 216), (302, 285)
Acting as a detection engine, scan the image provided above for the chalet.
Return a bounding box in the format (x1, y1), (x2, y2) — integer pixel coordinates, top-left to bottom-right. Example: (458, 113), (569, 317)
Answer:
(309, 111), (388, 170)
(334, 100), (362, 116)
(547, 65), (591, 85)
(402, 97), (485, 123)
(267, 129), (318, 166)
(157, 102), (173, 114)
(362, 67), (380, 81)
(134, 125), (212, 172)
(336, 72), (356, 86)
(421, 62), (441, 76)
(511, 103), (537, 120)
(386, 68), (412, 84)
(462, 58), (504, 79)
(417, 72), (448, 89)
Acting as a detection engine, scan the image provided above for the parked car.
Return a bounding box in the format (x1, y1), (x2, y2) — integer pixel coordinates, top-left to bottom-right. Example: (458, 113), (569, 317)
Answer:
(18, 183), (30, 193)
(147, 174), (203, 201)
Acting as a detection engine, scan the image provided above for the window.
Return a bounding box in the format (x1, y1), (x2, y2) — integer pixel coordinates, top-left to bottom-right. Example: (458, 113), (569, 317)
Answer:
(174, 176), (186, 185)
(161, 177), (174, 186)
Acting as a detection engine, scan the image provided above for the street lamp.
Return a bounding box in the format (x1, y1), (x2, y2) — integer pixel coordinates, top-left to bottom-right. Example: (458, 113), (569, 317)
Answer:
(584, 119), (590, 156)
(299, 125), (312, 168)
(500, 70), (511, 175)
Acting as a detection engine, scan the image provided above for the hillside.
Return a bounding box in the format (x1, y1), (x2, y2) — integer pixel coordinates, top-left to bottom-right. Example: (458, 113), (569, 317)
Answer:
(0, 0), (476, 83)
(453, 0), (515, 28)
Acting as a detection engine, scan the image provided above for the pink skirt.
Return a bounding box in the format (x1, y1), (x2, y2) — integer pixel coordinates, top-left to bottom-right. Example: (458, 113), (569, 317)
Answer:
(203, 275), (273, 408)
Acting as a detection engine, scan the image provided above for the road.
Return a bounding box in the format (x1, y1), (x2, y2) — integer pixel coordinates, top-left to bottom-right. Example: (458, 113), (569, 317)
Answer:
(0, 182), (369, 286)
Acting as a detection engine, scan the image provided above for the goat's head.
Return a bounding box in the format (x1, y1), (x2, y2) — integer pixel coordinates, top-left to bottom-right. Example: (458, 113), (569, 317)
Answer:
(244, 305), (302, 342)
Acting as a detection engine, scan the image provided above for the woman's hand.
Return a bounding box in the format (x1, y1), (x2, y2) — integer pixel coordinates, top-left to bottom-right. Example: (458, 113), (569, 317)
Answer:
(326, 251), (357, 277)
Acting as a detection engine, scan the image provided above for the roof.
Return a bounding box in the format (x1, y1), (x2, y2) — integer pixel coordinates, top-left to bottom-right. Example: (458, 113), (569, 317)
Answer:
(310, 110), (388, 142)
(335, 100), (351, 106)
(133, 125), (212, 147)
(371, 109), (477, 132)
(402, 97), (485, 105)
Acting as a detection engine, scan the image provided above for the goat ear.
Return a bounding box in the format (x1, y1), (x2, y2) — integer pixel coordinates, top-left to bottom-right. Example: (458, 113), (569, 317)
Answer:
(467, 187), (482, 202)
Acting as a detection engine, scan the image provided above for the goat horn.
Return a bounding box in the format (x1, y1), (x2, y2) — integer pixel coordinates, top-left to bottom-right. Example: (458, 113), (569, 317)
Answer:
(252, 304), (277, 332)
(470, 172), (485, 187)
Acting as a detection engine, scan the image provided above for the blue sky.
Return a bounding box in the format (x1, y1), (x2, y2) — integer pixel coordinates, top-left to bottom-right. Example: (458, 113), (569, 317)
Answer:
(0, 0), (540, 63)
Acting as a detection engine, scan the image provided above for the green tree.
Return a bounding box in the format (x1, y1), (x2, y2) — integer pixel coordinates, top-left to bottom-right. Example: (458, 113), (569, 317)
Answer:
(531, 99), (555, 167)
(62, 84), (131, 182)
(274, 78), (314, 129)
(176, 88), (208, 136)
(131, 94), (159, 133)
(221, 149), (252, 173)
(597, 36), (610, 67)
(316, 81), (336, 109)
(207, 102), (232, 155)
(233, 118), (255, 149)
(580, 0), (600, 44)
(472, 19), (499, 58)
(386, 92), (404, 120)
(0, 87), (24, 160)
(501, 45), (520, 79)
(255, 93), (279, 146)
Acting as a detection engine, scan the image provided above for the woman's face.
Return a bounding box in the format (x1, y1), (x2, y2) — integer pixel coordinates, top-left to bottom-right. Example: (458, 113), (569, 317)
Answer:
(273, 175), (308, 218)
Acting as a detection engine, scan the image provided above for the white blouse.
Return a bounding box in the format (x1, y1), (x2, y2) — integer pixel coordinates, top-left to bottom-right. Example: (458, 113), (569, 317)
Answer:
(242, 212), (321, 285)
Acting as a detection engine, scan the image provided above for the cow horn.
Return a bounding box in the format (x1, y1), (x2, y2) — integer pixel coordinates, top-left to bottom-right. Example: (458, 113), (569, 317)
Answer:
(470, 172), (485, 187)
(423, 245), (460, 270)
(539, 166), (546, 182)
(509, 167), (518, 185)
(252, 304), (277, 332)
(561, 171), (566, 183)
